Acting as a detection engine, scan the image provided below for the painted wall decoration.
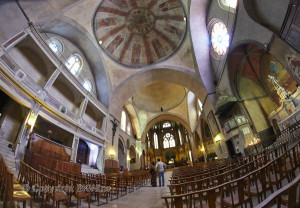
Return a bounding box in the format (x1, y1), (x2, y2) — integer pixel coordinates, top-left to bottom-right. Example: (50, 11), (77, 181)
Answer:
(287, 56), (300, 79)
(93, 0), (187, 67)
(207, 111), (220, 137)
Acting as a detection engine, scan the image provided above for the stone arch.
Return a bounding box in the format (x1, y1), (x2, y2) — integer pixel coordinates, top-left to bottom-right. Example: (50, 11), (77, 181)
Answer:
(194, 130), (201, 147)
(124, 102), (141, 138)
(118, 138), (126, 168)
(118, 136), (126, 153)
(39, 16), (111, 107)
(126, 139), (130, 150)
(243, 0), (290, 34)
(110, 67), (207, 119)
(187, 91), (197, 132)
(129, 145), (136, 163)
(141, 114), (192, 142)
(190, 0), (215, 97)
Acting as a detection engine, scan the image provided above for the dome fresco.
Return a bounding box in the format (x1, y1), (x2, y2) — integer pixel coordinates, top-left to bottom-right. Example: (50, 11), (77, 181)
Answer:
(93, 0), (187, 67)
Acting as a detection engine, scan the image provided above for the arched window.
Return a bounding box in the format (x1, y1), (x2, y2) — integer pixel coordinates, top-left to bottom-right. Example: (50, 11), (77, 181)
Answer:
(48, 38), (63, 55)
(220, 0), (237, 10)
(210, 21), (230, 56)
(163, 133), (176, 149)
(163, 137), (169, 148)
(169, 137), (176, 148)
(83, 80), (92, 92)
(65, 54), (82, 75)
(147, 133), (151, 148)
(198, 99), (203, 116)
(178, 129), (182, 145)
(185, 131), (189, 142)
(126, 121), (131, 135)
(154, 133), (159, 149)
(121, 111), (126, 131)
(162, 122), (171, 128)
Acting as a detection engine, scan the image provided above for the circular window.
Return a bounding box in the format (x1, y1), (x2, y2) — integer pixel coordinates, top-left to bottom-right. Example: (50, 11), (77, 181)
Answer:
(83, 80), (93, 92)
(93, 0), (187, 67)
(48, 38), (63, 55)
(211, 21), (230, 56)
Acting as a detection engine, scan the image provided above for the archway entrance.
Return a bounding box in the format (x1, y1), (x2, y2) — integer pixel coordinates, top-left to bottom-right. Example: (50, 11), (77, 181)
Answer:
(145, 120), (190, 166)
(226, 139), (235, 158)
(118, 139), (126, 170)
(76, 139), (89, 164)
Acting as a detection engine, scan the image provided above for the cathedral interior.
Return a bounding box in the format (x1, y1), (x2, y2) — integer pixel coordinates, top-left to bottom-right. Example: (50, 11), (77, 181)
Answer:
(0, 0), (299, 207)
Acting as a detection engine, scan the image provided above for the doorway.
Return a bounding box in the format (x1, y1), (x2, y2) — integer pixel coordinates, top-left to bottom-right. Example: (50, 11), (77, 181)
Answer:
(76, 139), (90, 164)
(226, 139), (235, 158)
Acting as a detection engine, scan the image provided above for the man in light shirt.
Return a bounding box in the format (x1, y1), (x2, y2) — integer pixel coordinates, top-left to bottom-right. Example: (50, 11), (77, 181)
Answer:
(156, 158), (167, 186)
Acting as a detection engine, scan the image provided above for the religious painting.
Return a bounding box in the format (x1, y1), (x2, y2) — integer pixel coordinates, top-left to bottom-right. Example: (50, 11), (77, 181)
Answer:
(207, 111), (220, 137)
(287, 56), (300, 80)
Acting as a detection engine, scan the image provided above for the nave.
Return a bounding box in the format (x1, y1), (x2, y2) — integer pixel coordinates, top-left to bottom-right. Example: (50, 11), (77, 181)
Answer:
(0, 132), (299, 208)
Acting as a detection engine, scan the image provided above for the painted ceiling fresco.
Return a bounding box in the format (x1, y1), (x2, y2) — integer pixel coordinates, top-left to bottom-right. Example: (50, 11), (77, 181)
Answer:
(94, 0), (187, 67)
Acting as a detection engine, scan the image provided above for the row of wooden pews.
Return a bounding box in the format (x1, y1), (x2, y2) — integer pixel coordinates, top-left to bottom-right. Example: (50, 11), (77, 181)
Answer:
(16, 161), (151, 207)
(162, 132), (300, 207)
(0, 156), (32, 208)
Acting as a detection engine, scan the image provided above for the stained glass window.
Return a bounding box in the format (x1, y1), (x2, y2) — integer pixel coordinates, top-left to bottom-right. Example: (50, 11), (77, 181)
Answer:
(178, 129), (182, 145)
(154, 133), (159, 149)
(211, 22), (230, 56)
(49, 38), (63, 55)
(163, 133), (176, 149)
(162, 122), (171, 128)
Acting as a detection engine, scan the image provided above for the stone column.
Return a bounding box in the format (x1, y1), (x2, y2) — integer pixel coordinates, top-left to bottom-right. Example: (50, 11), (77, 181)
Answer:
(78, 98), (88, 118)
(71, 136), (79, 162)
(15, 103), (40, 162)
(43, 69), (60, 91)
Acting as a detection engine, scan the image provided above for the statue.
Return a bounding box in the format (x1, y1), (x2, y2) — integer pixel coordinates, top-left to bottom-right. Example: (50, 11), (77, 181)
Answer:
(267, 75), (289, 100)
(110, 118), (119, 146)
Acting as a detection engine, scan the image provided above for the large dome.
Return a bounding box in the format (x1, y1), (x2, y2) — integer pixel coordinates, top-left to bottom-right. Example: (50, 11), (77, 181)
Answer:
(93, 0), (187, 67)
(132, 82), (186, 112)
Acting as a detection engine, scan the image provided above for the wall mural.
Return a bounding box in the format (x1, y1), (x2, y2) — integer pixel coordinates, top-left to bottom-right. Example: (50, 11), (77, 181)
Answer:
(287, 56), (300, 80)
(93, 0), (187, 67)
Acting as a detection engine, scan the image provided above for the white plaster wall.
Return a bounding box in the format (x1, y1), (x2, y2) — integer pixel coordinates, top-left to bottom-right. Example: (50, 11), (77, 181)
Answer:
(48, 77), (81, 114)
(0, 2), (28, 45)
(44, 33), (97, 97)
(8, 36), (56, 87)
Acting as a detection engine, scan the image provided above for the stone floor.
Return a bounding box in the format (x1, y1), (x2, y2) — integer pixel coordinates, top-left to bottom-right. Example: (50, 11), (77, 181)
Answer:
(101, 171), (171, 208)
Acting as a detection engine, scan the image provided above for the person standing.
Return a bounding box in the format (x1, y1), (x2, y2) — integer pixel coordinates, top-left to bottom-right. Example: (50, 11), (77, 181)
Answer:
(156, 159), (166, 187)
(149, 162), (157, 187)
